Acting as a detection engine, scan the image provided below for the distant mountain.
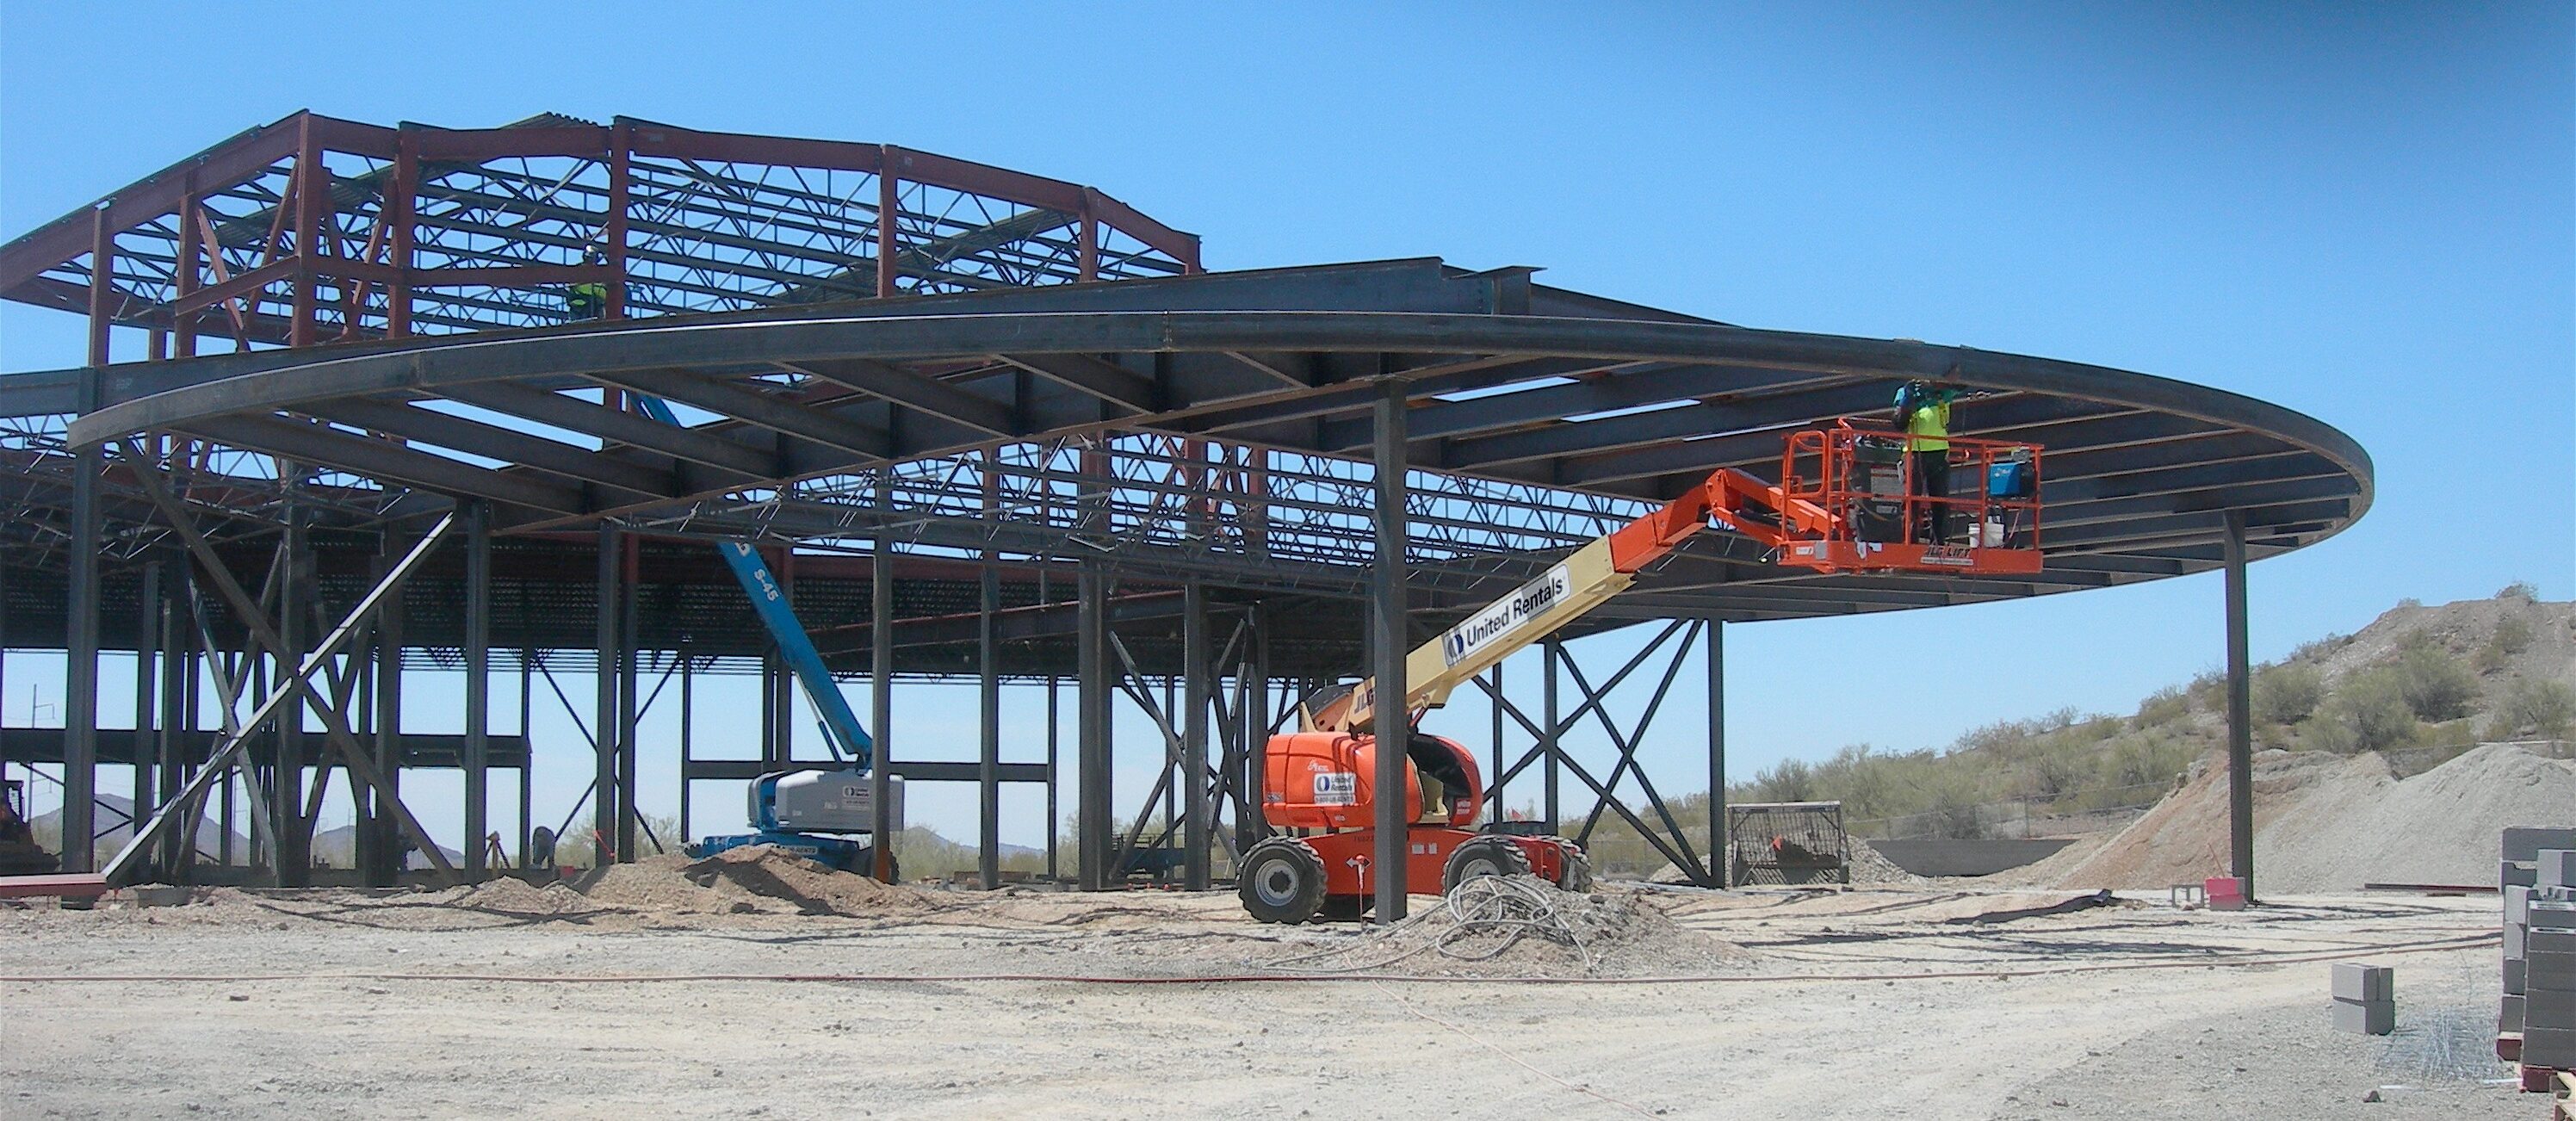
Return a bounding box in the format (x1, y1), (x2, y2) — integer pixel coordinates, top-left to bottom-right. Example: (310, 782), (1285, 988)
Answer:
(312, 824), (467, 870)
(29, 792), (248, 859)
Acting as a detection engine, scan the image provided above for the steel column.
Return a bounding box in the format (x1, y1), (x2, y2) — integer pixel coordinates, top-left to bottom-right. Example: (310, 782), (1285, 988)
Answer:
(1181, 581), (1211, 890)
(462, 501), (491, 879)
(593, 523), (620, 864)
(618, 536), (641, 859)
(2222, 509), (2255, 902)
(371, 535), (405, 886)
(978, 542), (1002, 889)
(63, 374), (100, 873)
(1489, 662), (1504, 821)
(1542, 638), (1562, 834)
(875, 166), (898, 298)
(276, 480), (312, 883)
(1077, 564), (1111, 889)
(133, 561), (162, 825)
(1707, 619), (1726, 888)
(1371, 379), (1409, 921)
(869, 479), (895, 883)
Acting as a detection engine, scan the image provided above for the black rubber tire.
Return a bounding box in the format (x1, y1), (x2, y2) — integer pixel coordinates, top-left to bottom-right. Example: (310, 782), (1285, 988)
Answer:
(1316, 895), (1370, 923)
(1237, 838), (1328, 924)
(1555, 844), (1595, 893)
(854, 848), (901, 884)
(1442, 835), (1533, 892)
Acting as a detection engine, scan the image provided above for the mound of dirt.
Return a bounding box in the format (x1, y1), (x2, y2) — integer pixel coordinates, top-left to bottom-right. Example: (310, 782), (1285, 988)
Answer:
(1845, 839), (1929, 886)
(2040, 743), (2576, 892)
(573, 846), (938, 917)
(1266, 878), (1750, 978)
(439, 877), (602, 917)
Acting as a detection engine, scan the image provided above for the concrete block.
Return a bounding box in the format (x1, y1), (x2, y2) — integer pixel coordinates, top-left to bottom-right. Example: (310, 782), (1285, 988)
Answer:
(2545, 850), (2576, 889)
(2524, 1026), (2576, 1068)
(2331, 998), (2394, 1036)
(2505, 862), (2538, 889)
(2505, 827), (2576, 863)
(2507, 957), (2526, 995)
(2528, 992), (2576, 1030)
(2507, 921), (2525, 959)
(2532, 901), (2576, 929)
(2501, 993), (2524, 1032)
(2529, 951), (2576, 994)
(2331, 963), (2393, 1003)
(2532, 928), (2576, 956)
(2508, 884), (2531, 925)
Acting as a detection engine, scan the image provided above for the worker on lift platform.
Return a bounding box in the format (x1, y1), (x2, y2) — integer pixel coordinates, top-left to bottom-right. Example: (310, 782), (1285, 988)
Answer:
(1897, 380), (1962, 544)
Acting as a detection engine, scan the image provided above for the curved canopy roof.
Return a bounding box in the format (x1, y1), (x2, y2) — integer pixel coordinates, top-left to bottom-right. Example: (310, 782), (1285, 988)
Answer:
(21, 257), (2370, 622)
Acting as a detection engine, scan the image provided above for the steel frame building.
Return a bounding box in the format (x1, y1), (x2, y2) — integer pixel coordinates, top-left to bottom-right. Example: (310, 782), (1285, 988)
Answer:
(0, 112), (2369, 906)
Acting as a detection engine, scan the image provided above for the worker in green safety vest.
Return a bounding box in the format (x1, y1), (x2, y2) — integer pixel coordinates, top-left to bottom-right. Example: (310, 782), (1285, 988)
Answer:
(566, 249), (610, 320)
(1895, 380), (1960, 544)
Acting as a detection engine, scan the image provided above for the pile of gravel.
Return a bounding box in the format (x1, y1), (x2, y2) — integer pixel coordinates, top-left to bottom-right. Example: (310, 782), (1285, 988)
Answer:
(2046, 742), (2576, 892)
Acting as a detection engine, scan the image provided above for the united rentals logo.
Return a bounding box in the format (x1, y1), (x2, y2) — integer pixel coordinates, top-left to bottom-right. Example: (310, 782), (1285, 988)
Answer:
(1440, 565), (1573, 666)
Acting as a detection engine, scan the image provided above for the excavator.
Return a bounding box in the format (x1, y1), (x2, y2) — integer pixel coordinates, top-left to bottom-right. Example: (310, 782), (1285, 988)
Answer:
(1236, 418), (2042, 922)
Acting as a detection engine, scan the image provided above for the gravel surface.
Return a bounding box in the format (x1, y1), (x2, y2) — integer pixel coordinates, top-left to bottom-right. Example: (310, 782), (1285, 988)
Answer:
(0, 879), (2517, 1119)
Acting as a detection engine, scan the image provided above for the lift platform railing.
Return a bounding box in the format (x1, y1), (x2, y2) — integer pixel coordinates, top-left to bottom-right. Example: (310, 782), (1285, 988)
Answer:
(1771, 420), (2045, 575)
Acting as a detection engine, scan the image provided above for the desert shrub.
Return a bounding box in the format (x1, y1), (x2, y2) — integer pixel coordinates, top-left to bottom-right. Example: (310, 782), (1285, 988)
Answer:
(1751, 758), (1816, 802)
(2287, 634), (2350, 662)
(2488, 678), (2576, 740)
(2252, 662), (2325, 725)
(2186, 668), (2228, 713)
(2393, 646), (2478, 722)
(2313, 667), (2420, 752)
(2133, 684), (2189, 728)
(1917, 771), (1987, 839)
(2478, 612), (2537, 673)
(2499, 580), (2540, 603)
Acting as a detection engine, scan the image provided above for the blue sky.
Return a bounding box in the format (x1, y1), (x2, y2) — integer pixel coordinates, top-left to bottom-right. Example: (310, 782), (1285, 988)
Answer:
(2, 4), (2568, 852)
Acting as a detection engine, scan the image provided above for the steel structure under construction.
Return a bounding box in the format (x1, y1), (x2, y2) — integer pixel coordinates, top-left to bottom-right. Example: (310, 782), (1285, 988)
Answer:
(0, 111), (2370, 906)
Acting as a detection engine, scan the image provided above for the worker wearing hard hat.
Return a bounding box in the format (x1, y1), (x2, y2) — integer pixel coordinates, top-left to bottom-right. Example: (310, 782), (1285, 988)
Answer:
(1896, 381), (1961, 544)
(567, 249), (610, 321)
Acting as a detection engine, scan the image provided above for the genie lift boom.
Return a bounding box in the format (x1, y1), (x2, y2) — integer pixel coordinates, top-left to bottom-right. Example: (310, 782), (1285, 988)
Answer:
(624, 395), (902, 875)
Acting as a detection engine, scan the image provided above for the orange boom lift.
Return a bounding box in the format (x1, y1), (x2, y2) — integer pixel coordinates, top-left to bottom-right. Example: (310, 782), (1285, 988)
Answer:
(1236, 419), (2041, 922)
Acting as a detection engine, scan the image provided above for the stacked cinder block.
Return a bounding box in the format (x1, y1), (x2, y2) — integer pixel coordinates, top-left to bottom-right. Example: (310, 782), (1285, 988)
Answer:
(2504, 827), (2576, 1077)
(2331, 963), (2394, 1035)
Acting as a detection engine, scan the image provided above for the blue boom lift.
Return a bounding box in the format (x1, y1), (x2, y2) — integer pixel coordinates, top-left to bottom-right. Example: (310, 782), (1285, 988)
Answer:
(627, 395), (902, 876)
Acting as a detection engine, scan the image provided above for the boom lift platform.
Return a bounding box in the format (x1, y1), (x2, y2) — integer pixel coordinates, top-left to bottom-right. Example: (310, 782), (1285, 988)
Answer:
(1238, 419), (2040, 922)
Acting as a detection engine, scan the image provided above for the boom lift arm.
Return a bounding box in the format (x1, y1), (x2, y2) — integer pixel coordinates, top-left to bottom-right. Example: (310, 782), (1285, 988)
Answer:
(1313, 437), (2035, 734)
(629, 394), (875, 771)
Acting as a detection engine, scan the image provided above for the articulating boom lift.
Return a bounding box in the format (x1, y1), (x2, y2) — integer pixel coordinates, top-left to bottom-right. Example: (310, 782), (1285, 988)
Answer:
(616, 396), (903, 876)
(1236, 420), (2041, 922)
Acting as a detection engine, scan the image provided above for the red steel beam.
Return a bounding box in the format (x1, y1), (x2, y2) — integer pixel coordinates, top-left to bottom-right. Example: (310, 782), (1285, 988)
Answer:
(289, 113), (319, 347)
(606, 120), (631, 319)
(0, 873), (111, 900)
(0, 113), (300, 294)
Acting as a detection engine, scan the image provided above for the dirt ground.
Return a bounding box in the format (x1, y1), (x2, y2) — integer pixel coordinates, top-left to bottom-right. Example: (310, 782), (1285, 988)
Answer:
(0, 874), (2526, 1120)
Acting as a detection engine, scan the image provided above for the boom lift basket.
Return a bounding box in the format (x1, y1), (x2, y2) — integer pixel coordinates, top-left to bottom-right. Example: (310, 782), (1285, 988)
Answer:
(1767, 420), (2045, 575)
(1727, 801), (1851, 886)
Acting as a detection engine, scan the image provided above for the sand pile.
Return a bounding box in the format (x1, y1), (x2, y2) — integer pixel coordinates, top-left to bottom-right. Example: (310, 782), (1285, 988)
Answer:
(440, 877), (602, 918)
(1267, 878), (1749, 977)
(2039, 743), (2576, 892)
(575, 846), (938, 917)
(1846, 839), (1929, 886)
